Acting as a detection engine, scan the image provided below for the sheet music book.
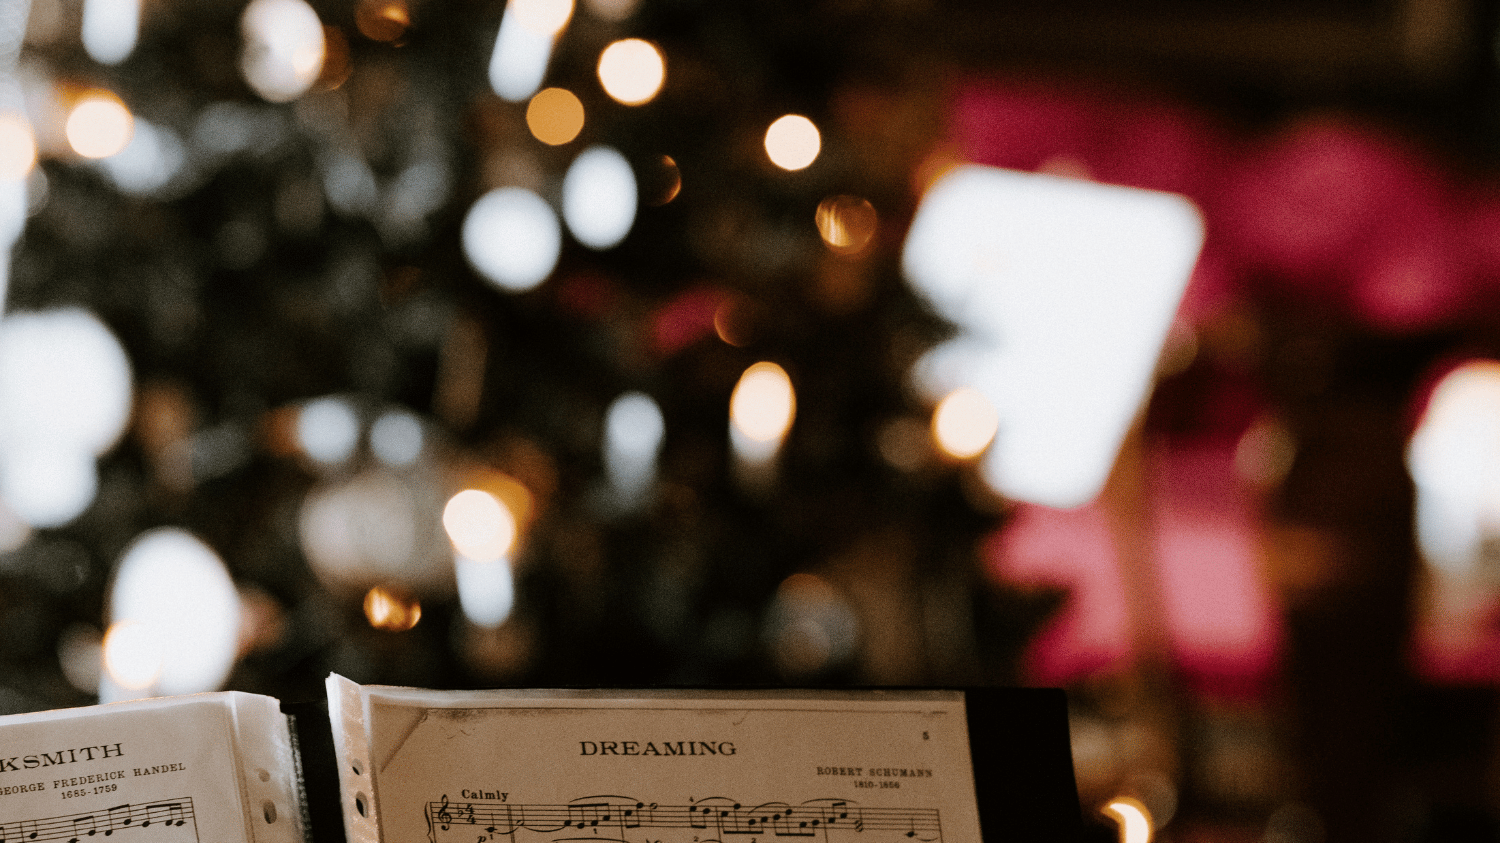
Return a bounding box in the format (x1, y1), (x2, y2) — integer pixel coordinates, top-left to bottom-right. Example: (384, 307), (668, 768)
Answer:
(325, 677), (1080, 843)
(0, 693), (305, 843)
(0, 682), (1080, 843)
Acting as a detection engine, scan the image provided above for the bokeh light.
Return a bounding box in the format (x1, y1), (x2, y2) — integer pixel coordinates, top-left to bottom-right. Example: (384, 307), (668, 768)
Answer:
(298, 471), (427, 590)
(526, 87), (585, 146)
(455, 556), (515, 628)
(82, 0), (140, 65)
(1102, 797), (1153, 843)
(582, 0), (639, 22)
(1408, 359), (1500, 573)
(239, 0), (326, 103)
(0, 309), (134, 451)
(297, 395), (360, 466)
(0, 447), (98, 528)
(489, 6), (554, 102)
(102, 620), (162, 691)
(100, 118), (186, 197)
(58, 624), (103, 695)
(763, 573), (859, 678)
(363, 586), (421, 631)
(0, 308), (132, 527)
(604, 391), (664, 502)
(511, 0), (573, 36)
(932, 387), (998, 459)
(108, 528), (241, 698)
(371, 409), (424, 467)
(443, 489), (517, 563)
(355, 0), (410, 42)
(462, 187), (561, 292)
(764, 114), (820, 171)
(815, 195), (877, 255)
(597, 39), (665, 105)
(644, 154), (681, 206)
(0, 112), (37, 180)
(731, 362), (796, 443)
(66, 91), (133, 159)
(563, 145), (637, 249)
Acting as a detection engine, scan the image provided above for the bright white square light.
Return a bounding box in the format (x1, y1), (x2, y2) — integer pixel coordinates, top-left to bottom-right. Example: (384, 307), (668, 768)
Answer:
(903, 165), (1203, 509)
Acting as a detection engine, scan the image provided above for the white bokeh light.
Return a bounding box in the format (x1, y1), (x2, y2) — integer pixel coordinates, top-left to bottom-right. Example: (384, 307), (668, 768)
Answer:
(82, 0), (141, 65)
(604, 391), (663, 502)
(488, 0), (573, 102)
(0, 309), (131, 526)
(455, 555), (515, 628)
(297, 395), (360, 466)
(902, 165), (1202, 509)
(100, 118), (185, 197)
(240, 0), (326, 103)
(462, 187), (561, 292)
(0, 447), (98, 528)
(105, 528), (240, 701)
(764, 115), (820, 171)
(371, 409), (424, 467)
(596, 39), (664, 105)
(1408, 360), (1500, 574)
(563, 145), (637, 250)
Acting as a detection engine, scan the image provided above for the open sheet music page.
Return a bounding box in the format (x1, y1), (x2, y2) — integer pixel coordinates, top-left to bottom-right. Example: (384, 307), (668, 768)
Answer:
(327, 676), (984, 843)
(0, 693), (304, 843)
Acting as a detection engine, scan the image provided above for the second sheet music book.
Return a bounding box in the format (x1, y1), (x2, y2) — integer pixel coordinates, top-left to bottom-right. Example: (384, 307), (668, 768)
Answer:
(0, 679), (1080, 843)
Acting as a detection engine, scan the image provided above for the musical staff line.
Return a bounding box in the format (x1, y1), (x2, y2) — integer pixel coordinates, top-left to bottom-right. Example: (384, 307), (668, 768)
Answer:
(0, 798), (197, 843)
(427, 795), (940, 843)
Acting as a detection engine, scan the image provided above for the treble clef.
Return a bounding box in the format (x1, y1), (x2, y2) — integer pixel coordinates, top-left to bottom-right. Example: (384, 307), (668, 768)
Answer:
(437, 795), (453, 831)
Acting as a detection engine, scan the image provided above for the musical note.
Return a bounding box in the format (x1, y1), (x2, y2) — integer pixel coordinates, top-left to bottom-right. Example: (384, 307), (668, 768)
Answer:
(106, 804), (133, 836)
(564, 802), (614, 831)
(142, 802), (185, 829)
(621, 803), (654, 830)
(66, 815), (94, 843)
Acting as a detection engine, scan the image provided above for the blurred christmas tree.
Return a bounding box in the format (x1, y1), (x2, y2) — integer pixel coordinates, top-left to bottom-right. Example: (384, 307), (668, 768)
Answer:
(0, 0), (1054, 710)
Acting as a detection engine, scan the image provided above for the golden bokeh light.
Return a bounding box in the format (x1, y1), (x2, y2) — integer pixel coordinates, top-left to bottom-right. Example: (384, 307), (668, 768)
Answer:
(714, 294), (756, 347)
(443, 488), (518, 562)
(525, 87), (584, 146)
(102, 620), (162, 690)
(66, 90), (133, 159)
(511, 0), (573, 36)
(0, 112), (37, 180)
(932, 387), (998, 459)
(764, 114), (819, 171)
(731, 361), (796, 443)
(363, 586), (422, 631)
(815, 195), (877, 255)
(597, 39), (664, 105)
(645, 154), (681, 206)
(355, 0), (409, 41)
(1102, 797), (1152, 843)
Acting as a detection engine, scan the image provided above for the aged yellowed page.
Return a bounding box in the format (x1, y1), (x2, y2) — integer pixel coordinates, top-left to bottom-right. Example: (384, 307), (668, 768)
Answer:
(0, 693), (303, 843)
(328, 677), (982, 843)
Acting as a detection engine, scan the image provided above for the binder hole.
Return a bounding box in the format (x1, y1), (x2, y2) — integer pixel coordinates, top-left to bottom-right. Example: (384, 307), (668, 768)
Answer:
(263, 801), (277, 824)
(356, 794), (368, 817)
(351, 760), (363, 776)
(257, 768), (270, 782)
